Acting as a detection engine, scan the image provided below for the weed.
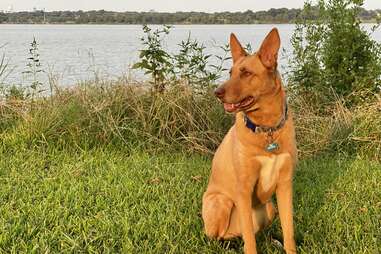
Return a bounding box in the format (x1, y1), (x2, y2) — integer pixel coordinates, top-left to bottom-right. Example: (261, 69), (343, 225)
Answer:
(23, 37), (44, 99)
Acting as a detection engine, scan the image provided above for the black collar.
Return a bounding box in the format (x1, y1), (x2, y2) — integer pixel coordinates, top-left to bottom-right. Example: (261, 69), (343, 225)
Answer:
(244, 103), (288, 133)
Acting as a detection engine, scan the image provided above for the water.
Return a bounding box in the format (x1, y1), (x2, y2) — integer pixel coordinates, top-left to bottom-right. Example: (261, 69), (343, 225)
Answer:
(0, 24), (380, 87)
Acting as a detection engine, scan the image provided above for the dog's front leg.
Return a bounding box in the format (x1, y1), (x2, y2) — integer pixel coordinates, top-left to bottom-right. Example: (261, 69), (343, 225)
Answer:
(276, 179), (296, 254)
(236, 168), (259, 254)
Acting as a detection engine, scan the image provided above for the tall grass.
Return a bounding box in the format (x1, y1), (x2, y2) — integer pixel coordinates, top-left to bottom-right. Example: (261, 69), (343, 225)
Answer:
(292, 90), (380, 159)
(0, 77), (379, 160)
(0, 80), (232, 155)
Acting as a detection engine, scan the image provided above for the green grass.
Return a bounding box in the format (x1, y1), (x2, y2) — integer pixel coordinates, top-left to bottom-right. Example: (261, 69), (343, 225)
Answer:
(0, 146), (380, 253)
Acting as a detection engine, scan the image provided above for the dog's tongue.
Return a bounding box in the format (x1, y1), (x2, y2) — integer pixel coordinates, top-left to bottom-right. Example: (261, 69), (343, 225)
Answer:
(223, 103), (238, 112)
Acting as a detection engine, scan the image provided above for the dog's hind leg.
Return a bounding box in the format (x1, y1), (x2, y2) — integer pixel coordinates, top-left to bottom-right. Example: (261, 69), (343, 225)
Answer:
(259, 200), (277, 229)
(202, 192), (277, 240)
(202, 192), (234, 239)
(223, 200), (276, 239)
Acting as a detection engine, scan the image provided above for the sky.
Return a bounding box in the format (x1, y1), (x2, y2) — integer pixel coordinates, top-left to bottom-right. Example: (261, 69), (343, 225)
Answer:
(0, 0), (380, 12)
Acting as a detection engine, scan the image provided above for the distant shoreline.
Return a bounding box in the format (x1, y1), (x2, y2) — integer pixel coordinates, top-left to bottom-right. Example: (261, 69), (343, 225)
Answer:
(0, 22), (378, 25)
(1, 8), (379, 25)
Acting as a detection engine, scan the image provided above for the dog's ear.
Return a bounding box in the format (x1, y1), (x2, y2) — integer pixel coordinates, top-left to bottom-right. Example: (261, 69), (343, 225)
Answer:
(258, 28), (280, 69)
(230, 33), (246, 63)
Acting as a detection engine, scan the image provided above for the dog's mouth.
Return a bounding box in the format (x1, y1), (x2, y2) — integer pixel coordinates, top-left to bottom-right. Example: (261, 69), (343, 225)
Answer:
(223, 96), (255, 113)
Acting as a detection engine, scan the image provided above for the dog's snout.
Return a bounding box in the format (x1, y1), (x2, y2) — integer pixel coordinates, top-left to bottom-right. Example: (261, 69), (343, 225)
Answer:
(214, 87), (225, 99)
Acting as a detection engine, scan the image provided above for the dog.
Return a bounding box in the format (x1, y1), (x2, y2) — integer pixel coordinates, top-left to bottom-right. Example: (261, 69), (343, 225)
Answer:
(202, 28), (297, 254)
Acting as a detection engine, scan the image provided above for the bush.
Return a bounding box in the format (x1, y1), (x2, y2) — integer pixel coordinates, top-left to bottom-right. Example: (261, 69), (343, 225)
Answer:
(132, 25), (173, 93)
(133, 25), (228, 93)
(289, 0), (381, 106)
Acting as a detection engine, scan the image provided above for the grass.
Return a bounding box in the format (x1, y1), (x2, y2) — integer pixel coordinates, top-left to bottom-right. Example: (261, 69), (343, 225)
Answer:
(0, 145), (380, 253)
(1, 83), (380, 159)
(0, 82), (379, 253)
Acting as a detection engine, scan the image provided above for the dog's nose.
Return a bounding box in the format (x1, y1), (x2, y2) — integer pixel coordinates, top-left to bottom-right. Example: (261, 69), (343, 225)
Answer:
(214, 87), (225, 98)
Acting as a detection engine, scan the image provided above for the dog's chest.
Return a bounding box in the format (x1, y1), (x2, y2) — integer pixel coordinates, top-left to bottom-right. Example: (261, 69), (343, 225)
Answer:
(255, 153), (290, 192)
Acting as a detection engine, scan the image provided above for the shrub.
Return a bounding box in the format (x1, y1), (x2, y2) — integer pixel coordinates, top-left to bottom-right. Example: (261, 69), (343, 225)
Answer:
(289, 0), (381, 106)
(173, 35), (216, 91)
(132, 25), (173, 93)
(133, 25), (228, 93)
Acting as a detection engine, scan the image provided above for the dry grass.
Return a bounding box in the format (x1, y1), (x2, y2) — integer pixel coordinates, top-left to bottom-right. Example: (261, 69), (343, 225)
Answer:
(292, 90), (380, 160)
(0, 81), (231, 154)
(0, 80), (379, 160)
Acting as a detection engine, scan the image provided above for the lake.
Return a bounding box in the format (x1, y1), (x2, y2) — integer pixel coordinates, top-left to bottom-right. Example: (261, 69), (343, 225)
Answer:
(0, 24), (380, 87)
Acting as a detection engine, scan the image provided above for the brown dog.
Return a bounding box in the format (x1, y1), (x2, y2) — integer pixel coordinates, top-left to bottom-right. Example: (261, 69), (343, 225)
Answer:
(202, 28), (297, 254)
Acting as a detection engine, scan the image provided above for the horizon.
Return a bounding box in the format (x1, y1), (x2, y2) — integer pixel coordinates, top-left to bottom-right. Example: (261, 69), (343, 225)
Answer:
(0, 0), (380, 13)
(2, 7), (381, 14)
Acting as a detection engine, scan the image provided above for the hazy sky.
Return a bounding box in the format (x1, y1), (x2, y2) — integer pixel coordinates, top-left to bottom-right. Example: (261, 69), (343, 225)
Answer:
(0, 0), (380, 12)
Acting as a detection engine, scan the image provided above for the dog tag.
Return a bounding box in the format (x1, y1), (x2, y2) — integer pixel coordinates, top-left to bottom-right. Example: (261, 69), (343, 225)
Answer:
(266, 143), (279, 152)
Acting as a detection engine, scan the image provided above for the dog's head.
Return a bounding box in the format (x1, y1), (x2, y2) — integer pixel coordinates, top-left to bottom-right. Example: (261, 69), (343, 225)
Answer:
(215, 28), (281, 113)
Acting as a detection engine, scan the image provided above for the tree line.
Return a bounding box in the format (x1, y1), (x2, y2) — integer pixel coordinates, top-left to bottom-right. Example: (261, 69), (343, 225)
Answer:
(0, 8), (379, 24)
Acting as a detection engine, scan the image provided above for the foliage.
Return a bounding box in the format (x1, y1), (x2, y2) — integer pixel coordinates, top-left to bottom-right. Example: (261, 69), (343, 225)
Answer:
(5, 85), (25, 100)
(289, 0), (381, 106)
(1, 8), (380, 25)
(173, 35), (214, 90)
(23, 37), (44, 98)
(132, 25), (173, 92)
(133, 25), (227, 93)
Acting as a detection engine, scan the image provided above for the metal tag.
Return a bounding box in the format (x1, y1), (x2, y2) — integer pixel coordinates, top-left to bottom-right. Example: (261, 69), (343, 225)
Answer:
(266, 142), (279, 152)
